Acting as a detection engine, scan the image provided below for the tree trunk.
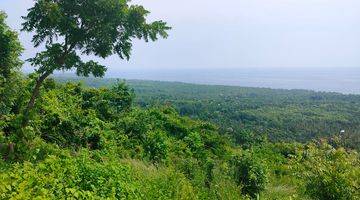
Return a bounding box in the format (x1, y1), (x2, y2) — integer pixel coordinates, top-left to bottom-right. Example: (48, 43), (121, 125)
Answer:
(22, 71), (52, 127)
(21, 44), (69, 128)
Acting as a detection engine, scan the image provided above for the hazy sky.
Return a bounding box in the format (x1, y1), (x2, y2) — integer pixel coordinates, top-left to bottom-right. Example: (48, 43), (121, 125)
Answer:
(1, 0), (360, 71)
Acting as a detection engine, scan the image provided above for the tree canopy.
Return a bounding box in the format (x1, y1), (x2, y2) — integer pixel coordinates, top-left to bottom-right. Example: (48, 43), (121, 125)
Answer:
(21, 0), (170, 126)
(22, 0), (170, 77)
(0, 11), (23, 117)
(0, 11), (23, 80)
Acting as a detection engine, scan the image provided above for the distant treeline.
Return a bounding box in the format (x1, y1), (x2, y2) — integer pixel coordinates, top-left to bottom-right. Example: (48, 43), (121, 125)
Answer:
(55, 76), (360, 150)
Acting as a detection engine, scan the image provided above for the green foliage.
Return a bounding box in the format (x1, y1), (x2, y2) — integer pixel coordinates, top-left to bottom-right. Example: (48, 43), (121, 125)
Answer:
(204, 159), (215, 188)
(144, 130), (169, 164)
(31, 77), (358, 199)
(114, 106), (227, 164)
(0, 11), (24, 117)
(0, 13), (27, 160)
(1, 75), (244, 198)
(0, 152), (196, 199)
(20, 0), (170, 128)
(0, 78), (249, 199)
(234, 129), (264, 149)
(57, 78), (360, 151)
(0, 11), (23, 80)
(1, 76), (359, 199)
(82, 81), (134, 120)
(22, 0), (170, 77)
(36, 82), (103, 149)
(2, 1), (359, 198)
(295, 142), (360, 200)
(29, 81), (135, 150)
(231, 151), (268, 198)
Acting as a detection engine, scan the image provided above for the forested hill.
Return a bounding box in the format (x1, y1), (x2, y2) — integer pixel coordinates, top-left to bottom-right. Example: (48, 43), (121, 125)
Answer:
(55, 76), (360, 150)
(2, 1), (359, 198)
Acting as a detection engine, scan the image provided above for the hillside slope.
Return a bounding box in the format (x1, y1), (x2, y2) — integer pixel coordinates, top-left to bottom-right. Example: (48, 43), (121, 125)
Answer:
(56, 76), (360, 149)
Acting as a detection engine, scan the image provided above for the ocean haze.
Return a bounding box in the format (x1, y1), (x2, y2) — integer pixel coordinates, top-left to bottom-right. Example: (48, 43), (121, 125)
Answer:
(2, 0), (360, 70)
(2, 0), (360, 94)
(102, 67), (360, 94)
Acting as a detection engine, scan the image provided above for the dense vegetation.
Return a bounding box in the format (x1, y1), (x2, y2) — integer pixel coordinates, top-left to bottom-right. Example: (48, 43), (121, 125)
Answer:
(3, 76), (359, 199)
(20, 0), (170, 127)
(1, 1), (360, 199)
(56, 77), (360, 150)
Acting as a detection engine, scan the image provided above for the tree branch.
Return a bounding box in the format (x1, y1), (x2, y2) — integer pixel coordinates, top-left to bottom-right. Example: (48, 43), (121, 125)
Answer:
(22, 70), (53, 127)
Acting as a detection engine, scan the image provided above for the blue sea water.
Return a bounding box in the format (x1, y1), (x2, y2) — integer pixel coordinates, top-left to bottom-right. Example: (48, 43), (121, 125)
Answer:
(105, 67), (360, 94)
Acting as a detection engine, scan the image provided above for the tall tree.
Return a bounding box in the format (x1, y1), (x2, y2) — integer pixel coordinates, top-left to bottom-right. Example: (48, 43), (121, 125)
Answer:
(0, 11), (23, 81)
(0, 11), (23, 115)
(21, 0), (170, 126)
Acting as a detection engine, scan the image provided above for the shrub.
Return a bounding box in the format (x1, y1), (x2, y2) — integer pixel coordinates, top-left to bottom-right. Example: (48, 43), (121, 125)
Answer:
(299, 143), (360, 200)
(144, 130), (169, 163)
(82, 81), (134, 120)
(231, 151), (268, 199)
(0, 152), (196, 200)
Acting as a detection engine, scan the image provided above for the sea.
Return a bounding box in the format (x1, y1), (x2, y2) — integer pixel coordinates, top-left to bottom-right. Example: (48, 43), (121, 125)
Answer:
(103, 67), (360, 95)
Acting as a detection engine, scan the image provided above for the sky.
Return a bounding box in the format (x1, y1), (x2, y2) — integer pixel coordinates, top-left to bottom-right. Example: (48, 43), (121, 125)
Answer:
(1, 0), (360, 72)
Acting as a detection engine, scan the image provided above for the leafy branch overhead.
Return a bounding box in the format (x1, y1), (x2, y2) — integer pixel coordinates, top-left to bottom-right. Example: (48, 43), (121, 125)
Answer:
(20, 0), (170, 126)
(22, 0), (171, 77)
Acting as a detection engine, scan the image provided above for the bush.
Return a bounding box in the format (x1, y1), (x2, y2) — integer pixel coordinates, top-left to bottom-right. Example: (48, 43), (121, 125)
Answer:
(0, 152), (196, 200)
(299, 142), (360, 200)
(0, 11), (24, 140)
(38, 85), (105, 149)
(144, 130), (169, 163)
(82, 81), (134, 120)
(231, 151), (268, 198)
